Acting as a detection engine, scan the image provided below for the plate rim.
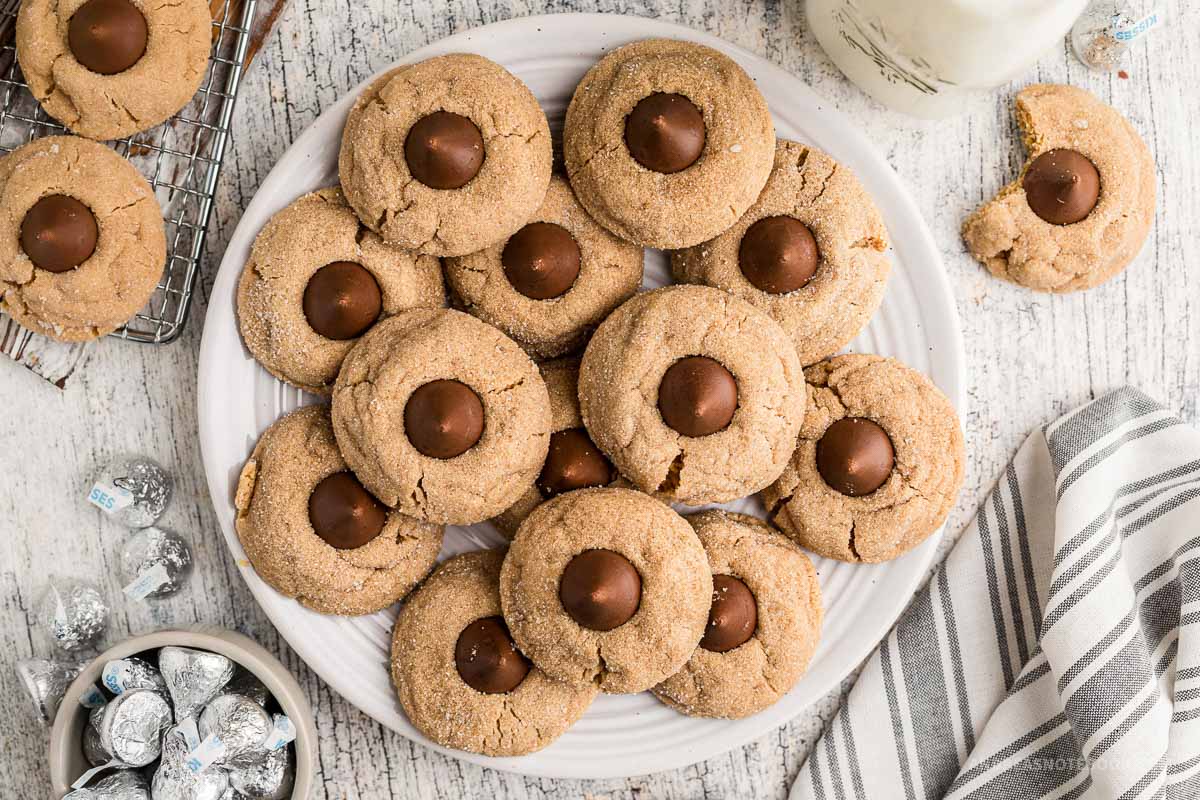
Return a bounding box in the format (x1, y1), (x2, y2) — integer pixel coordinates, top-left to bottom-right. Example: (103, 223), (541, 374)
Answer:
(198, 11), (966, 780)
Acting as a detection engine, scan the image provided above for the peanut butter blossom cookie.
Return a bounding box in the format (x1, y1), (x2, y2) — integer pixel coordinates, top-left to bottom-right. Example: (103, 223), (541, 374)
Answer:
(237, 188), (445, 395)
(579, 285), (805, 505)
(653, 511), (822, 719)
(16, 0), (211, 140)
(444, 175), (644, 358)
(391, 550), (597, 756)
(330, 308), (551, 525)
(563, 38), (775, 249)
(761, 354), (964, 563)
(234, 405), (443, 616)
(338, 54), (552, 257)
(962, 83), (1155, 292)
(500, 488), (712, 694)
(0, 136), (165, 342)
(491, 358), (620, 538)
(672, 140), (891, 365)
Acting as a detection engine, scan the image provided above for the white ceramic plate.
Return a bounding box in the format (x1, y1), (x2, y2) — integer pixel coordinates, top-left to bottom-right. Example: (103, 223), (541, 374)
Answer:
(198, 13), (964, 780)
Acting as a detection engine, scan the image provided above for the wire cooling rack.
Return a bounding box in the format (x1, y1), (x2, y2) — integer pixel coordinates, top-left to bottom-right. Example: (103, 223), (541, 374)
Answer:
(0, 0), (257, 344)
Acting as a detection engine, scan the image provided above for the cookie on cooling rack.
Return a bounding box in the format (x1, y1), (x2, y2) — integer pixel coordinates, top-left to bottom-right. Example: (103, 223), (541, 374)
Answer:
(671, 140), (891, 366)
(0, 136), (165, 342)
(653, 511), (822, 719)
(237, 187), (445, 395)
(338, 54), (552, 257)
(16, 0), (212, 140)
(760, 354), (964, 563)
(391, 549), (598, 756)
(235, 404), (443, 616)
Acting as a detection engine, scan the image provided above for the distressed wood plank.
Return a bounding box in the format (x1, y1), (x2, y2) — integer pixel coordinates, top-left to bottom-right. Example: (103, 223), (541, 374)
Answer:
(0, 318), (89, 387)
(1, 1), (1197, 798)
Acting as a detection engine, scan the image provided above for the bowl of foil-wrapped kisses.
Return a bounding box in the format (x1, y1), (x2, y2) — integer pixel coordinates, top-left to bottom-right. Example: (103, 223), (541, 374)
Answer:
(48, 626), (316, 799)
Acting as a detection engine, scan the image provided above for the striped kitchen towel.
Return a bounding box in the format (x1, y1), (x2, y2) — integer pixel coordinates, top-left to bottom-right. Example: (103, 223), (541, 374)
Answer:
(791, 387), (1200, 800)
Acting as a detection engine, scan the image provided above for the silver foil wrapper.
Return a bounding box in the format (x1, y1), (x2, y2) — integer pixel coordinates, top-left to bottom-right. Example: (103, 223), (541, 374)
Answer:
(83, 721), (112, 766)
(64, 770), (150, 800)
(198, 694), (271, 765)
(80, 681), (107, 709)
(38, 579), (109, 652)
(152, 729), (230, 800)
(97, 455), (174, 529)
(222, 667), (270, 709)
(159, 647), (234, 722)
(90, 701), (108, 731)
(102, 657), (167, 697)
(98, 689), (171, 767)
(85, 700), (131, 767)
(228, 745), (294, 800)
(118, 528), (193, 599)
(16, 658), (82, 724)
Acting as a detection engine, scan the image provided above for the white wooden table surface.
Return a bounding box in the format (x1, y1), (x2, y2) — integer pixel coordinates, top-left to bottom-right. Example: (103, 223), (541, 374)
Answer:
(2, 1), (1197, 797)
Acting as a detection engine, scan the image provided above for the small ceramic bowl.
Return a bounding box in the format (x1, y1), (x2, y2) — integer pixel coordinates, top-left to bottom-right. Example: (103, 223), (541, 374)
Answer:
(48, 626), (316, 798)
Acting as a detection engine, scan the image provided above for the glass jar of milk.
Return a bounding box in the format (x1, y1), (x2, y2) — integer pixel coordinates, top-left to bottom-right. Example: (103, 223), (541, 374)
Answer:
(807, 0), (1089, 118)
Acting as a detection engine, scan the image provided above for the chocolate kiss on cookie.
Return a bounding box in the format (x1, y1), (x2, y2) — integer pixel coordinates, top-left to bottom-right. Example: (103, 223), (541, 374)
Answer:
(404, 111), (485, 190)
(502, 222), (581, 300)
(308, 471), (387, 549)
(20, 194), (99, 273)
(302, 261), (383, 340)
(816, 417), (894, 497)
(658, 356), (739, 437)
(700, 574), (758, 653)
(738, 216), (819, 294)
(68, 0), (148, 75)
(404, 379), (486, 459)
(1023, 149), (1101, 225)
(624, 93), (706, 174)
(537, 428), (616, 498)
(559, 549), (642, 631)
(454, 616), (530, 694)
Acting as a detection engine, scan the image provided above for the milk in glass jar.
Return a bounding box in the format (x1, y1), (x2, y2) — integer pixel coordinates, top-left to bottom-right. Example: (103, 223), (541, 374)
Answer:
(806, 0), (1089, 117)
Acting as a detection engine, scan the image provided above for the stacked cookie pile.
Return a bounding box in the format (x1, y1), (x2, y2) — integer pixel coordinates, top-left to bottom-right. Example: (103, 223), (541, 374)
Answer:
(233, 40), (966, 756)
(0, 0), (213, 340)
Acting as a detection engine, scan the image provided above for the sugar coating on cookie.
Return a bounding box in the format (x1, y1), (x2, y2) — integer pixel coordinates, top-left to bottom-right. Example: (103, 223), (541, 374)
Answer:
(237, 187), (445, 395)
(761, 354), (964, 563)
(653, 510), (822, 719)
(16, 0), (211, 140)
(672, 140), (890, 365)
(391, 550), (597, 756)
(490, 358), (621, 538)
(234, 405), (444, 616)
(444, 175), (644, 358)
(499, 488), (712, 694)
(338, 55), (552, 257)
(563, 39), (775, 249)
(962, 83), (1155, 293)
(330, 308), (551, 525)
(0, 136), (165, 342)
(579, 285), (806, 505)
